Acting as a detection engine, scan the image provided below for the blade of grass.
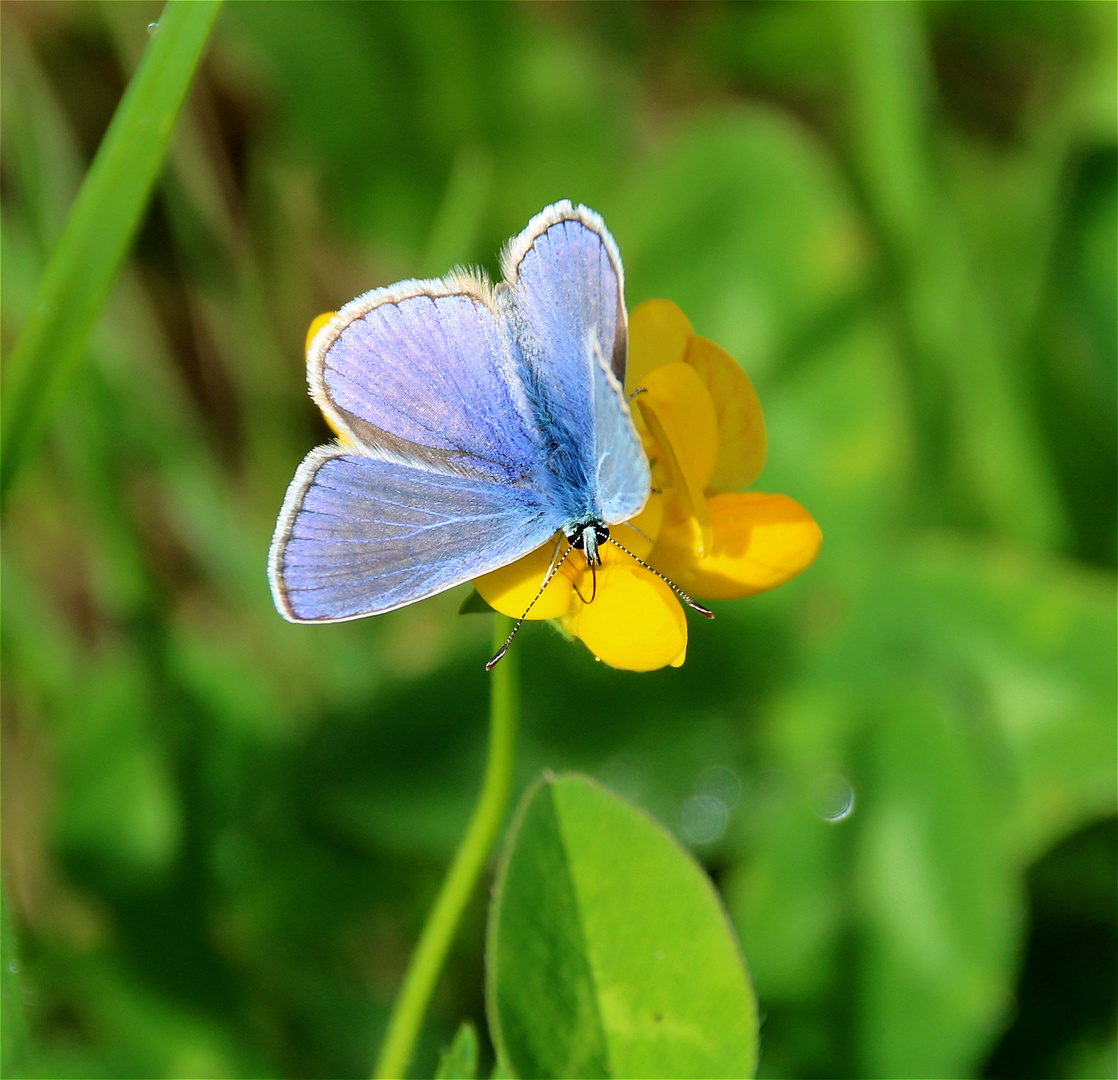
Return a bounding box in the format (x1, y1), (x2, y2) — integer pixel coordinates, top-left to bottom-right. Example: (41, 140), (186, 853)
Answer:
(0, 0), (222, 505)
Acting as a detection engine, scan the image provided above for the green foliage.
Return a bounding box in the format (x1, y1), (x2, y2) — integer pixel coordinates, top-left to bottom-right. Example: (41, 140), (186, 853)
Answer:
(1, 886), (30, 1078)
(434, 1021), (478, 1080)
(488, 775), (756, 1079)
(1, 2), (1114, 1079)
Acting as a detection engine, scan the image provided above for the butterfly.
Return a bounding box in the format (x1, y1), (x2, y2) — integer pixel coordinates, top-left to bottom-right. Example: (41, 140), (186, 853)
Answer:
(268, 201), (663, 659)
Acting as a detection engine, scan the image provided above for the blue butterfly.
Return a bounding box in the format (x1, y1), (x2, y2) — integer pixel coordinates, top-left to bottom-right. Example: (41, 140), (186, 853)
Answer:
(268, 201), (655, 655)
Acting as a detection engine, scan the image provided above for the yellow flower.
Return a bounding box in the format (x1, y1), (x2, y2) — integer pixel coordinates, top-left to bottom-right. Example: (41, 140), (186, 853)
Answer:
(475, 299), (822, 671)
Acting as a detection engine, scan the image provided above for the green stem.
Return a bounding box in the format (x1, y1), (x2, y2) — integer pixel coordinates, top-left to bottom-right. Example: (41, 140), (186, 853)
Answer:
(373, 615), (519, 1080)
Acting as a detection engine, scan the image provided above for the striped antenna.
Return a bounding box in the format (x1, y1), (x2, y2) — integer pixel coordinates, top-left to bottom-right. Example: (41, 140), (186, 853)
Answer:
(486, 541), (575, 670)
(604, 537), (714, 618)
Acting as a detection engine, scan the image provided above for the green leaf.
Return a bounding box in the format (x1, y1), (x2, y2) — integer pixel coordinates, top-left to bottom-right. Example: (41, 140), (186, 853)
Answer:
(487, 773), (757, 1079)
(855, 686), (1021, 1079)
(0, 0), (222, 503)
(435, 1021), (479, 1080)
(729, 534), (1116, 1077)
(458, 589), (494, 615)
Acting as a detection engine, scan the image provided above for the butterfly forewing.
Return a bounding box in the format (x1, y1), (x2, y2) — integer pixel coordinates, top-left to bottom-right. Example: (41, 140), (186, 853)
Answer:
(311, 276), (538, 480)
(503, 203), (649, 527)
(502, 203), (628, 386)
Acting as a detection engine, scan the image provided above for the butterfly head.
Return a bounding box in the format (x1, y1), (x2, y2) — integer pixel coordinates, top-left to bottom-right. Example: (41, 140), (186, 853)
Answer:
(566, 521), (610, 567)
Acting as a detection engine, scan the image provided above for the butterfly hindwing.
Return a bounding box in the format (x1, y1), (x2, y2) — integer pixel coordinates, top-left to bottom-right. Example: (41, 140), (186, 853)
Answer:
(588, 330), (652, 525)
(270, 447), (555, 622)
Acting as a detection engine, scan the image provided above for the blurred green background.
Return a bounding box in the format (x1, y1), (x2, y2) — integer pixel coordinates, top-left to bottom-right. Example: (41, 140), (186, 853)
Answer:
(2, 2), (1114, 1077)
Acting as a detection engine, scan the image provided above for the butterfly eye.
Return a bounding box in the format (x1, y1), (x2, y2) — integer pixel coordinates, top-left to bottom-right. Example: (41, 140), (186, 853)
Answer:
(565, 521), (610, 551)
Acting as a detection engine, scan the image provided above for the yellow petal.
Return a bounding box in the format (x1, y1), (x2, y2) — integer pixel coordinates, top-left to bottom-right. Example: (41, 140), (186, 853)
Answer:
(608, 491), (663, 560)
(306, 311), (336, 355)
(563, 564), (687, 671)
(627, 299), (693, 391)
(651, 492), (822, 600)
(474, 536), (574, 620)
(637, 362), (717, 554)
(685, 336), (767, 491)
(648, 497), (705, 580)
(305, 312), (353, 442)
